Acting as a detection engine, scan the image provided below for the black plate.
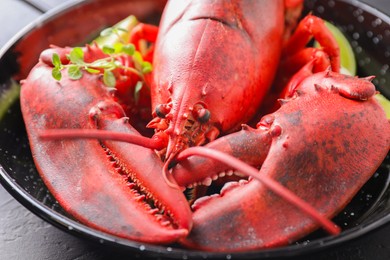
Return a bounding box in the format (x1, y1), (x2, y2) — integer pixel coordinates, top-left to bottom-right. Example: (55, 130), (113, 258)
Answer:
(0, 0), (389, 259)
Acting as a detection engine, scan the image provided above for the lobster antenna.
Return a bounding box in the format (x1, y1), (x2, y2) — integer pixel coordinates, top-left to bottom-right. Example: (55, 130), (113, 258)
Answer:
(176, 146), (341, 235)
(40, 129), (184, 190)
(162, 154), (183, 190)
(39, 129), (165, 150)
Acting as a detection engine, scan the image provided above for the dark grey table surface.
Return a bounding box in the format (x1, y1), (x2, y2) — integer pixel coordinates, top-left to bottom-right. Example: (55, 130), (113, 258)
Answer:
(1, 0), (390, 259)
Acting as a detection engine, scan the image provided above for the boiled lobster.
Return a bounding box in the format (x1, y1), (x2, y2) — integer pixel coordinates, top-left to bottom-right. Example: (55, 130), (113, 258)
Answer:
(20, 0), (390, 253)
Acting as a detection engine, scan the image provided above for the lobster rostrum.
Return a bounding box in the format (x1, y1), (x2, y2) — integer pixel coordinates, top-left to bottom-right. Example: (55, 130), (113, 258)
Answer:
(20, 0), (390, 253)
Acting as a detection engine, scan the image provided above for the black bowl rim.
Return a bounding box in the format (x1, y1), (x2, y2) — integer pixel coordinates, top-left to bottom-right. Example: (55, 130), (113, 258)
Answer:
(0, 0), (85, 59)
(1, 0), (390, 259)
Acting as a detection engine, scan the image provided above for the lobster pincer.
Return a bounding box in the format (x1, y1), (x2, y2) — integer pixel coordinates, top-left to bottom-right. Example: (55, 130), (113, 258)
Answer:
(20, 46), (192, 244)
(172, 70), (390, 251)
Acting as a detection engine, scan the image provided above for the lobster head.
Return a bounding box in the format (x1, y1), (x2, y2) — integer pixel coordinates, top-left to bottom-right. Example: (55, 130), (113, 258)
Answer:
(147, 97), (218, 161)
(147, 0), (286, 160)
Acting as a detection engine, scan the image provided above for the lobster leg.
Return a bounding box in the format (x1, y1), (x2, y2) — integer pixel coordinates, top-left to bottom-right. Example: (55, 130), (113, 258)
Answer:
(258, 14), (341, 116)
(20, 47), (192, 244)
(268, 14), (341, 106)
(129, 23), (159, 63)
(172, 71), (390, 251)
(129, 23), (159, 47)
(282, 14), (340, 72)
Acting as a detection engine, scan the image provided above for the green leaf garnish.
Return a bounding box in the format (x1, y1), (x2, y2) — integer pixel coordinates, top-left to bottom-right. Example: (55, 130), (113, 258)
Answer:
(132, 51), (143, 65)
(89, 59), (109, 68)
(102, 45), (115, 55)
(52, 67), (62, 81)
(142, 61), (152, 74)
(52, 53), (62, 68)
(50, 15), (152, 89)
(86, 67), (101, 74)
(121, 44), (135, 56)
(68, 65), (83, 80)
(68, 47), (84, 65)
(113, 42), (124, 53)
(103, 70), (116, 88)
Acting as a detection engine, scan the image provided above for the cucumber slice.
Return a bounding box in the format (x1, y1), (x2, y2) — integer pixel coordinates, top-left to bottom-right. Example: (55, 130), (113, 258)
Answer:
(375, 94), (390, 119)
(94, 15), (139, 47)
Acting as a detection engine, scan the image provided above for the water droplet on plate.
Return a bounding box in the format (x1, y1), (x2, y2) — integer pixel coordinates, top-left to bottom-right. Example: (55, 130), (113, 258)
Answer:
(380, 64), (389, 75)
(317, 5), (325, 14)
(372, 18), (382, 27)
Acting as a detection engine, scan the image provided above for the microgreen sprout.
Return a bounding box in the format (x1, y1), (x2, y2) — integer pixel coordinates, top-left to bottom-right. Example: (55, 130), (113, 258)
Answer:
(51, 43), (152, 88)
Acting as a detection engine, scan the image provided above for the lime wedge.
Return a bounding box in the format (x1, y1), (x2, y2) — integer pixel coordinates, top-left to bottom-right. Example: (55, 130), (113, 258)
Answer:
(315, 21), (356, 76)
(94, 15), (139, 47)
(375, 94), (390, 119)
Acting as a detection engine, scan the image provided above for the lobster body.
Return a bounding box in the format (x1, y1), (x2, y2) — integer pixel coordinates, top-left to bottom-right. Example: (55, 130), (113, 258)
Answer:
(150, 0), (285, 157)
(20, 48), (192, 244)
(19, 0), (390, 253)
(174, 71), (390, 251)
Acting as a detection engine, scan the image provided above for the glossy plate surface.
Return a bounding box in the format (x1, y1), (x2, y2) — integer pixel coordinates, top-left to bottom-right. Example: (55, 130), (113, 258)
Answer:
(0, 0), (389, 258)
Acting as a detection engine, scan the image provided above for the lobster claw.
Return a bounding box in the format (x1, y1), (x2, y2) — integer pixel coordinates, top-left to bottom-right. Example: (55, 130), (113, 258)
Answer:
(172, 71), (390, 251)
(20, 47), (192, 244)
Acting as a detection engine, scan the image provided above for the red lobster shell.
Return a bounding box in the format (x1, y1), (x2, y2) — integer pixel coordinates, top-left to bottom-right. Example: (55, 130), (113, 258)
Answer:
(19, 0), (390, 253)
(20, 47), (192, 244)
(149, 0), (287, 160)
(173, 68), (390, 251)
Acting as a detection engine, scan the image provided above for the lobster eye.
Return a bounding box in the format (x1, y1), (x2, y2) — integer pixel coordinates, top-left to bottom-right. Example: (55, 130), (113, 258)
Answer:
(195, 108), (210, 123)
(155, 104), (169, 118)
